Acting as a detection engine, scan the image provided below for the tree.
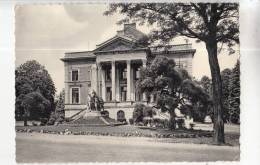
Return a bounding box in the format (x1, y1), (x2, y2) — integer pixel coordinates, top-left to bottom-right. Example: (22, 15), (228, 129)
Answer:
(133, 103), (145, 123)
(133, 103), (155, 124)
(136, 56), (209, 129)
(228, 60), (240, 123)
(15, 60), (56, 121)
(105, 3), (239, 144)
(221, 68), (232, 122)
(21, 91), (50, 126)
(200, 76), (212, 96)
(54, 89), (65, 123)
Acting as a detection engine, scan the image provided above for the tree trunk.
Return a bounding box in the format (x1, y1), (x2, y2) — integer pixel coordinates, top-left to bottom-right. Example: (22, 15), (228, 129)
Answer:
(169, 111), (176, 130)
(206, 41), (225, 144)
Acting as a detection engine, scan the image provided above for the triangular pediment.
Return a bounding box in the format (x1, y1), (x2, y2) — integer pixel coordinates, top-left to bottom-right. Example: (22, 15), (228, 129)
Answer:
(94, 37), (136, 52)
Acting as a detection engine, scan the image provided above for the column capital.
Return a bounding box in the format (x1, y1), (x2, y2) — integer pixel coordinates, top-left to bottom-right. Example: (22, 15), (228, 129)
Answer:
(92, 64), (97, 69)
(96, 62), (102, 69)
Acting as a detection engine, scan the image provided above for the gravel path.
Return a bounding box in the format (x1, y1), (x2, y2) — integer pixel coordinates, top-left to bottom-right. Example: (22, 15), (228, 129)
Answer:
(16, 132), (239, 163)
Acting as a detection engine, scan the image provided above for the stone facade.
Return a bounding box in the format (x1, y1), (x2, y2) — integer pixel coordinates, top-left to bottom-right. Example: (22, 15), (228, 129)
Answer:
(61, 23), (196, 121)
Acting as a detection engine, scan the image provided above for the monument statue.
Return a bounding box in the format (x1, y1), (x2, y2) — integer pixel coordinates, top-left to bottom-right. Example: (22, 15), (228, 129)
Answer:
(87, 90), (104, 112)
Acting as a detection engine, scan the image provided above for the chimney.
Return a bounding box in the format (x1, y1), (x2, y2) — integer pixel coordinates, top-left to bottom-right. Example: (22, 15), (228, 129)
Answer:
(124, 23), (136, 30)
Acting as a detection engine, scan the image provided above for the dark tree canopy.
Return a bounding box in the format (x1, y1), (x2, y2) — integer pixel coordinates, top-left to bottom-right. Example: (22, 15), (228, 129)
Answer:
(55, 89), (65, 121)
(137, 56), (209, 129)
(105, 3), (239, 144)
(15, 60), (56, 121)
(16, 60), (56, 102)
(20, 91), (51, 126)
(228, 60), (240, 123)
(221, 68), (232, 122)
(200, 76), (212, 96)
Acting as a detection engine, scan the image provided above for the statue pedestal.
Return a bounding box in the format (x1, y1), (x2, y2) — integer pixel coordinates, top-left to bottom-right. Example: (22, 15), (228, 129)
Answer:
(83, 110), (101, 118)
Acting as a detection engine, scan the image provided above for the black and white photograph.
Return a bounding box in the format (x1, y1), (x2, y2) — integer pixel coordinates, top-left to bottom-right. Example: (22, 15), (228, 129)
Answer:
(13, 2), (242, 163)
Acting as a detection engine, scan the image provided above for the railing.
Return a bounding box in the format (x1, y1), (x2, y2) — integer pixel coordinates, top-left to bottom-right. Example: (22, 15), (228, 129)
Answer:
(150, 44), (192, 52)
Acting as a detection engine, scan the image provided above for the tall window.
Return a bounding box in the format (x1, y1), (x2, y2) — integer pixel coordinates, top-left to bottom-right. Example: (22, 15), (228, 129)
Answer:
(106, 69), (111, 81)
(120, 68), (127, 80)
(120, 86), (127, 102)
(71, 88), (79, 104)
(106, 87), (112, 101)
(135, 67), (141, 80)
(72, 70), (79, 81)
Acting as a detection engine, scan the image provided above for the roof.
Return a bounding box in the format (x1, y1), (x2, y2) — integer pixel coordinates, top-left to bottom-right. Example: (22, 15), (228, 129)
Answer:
(61, 51), (96, 61)
(94, 23), (146, 51)
(61, 23), (196, 61)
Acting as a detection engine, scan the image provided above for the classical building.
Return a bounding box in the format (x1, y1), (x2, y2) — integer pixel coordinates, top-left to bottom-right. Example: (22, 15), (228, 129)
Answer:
(61, 23), (196, 121)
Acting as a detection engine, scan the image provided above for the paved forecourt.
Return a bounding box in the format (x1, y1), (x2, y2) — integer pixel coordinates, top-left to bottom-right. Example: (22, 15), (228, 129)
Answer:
(16, 132), (239, 163)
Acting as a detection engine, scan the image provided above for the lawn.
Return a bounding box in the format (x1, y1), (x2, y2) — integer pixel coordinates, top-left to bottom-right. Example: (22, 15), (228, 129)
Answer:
(15, 124), (240, 146)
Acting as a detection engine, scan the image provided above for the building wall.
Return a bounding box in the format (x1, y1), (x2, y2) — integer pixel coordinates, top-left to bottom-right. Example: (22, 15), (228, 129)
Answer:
(64, 60), (95, 114)
(64, 51), (194, 119)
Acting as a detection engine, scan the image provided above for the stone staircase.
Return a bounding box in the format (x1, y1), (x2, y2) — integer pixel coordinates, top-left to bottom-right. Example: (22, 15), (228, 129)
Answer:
(64, 109), (124, 126)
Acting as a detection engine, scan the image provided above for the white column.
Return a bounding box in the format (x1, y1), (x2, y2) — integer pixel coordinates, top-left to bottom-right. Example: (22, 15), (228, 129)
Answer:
(101, 65), (106, 102)
(127, 60), (131, 101)
(130, 66), (135, 101)
(111, 61), (116, 101)
(142, 59), (147, 101)
(97, 63), (101, 96)
(115, 66), (120, 101)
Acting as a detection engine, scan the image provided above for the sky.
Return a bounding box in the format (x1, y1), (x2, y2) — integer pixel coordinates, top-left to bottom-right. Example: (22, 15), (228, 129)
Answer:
(15, 4), (239, 94)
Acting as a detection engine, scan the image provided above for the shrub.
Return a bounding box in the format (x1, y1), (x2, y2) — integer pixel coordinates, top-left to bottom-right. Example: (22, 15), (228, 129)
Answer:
(40, 118), (48, 126)
(56, 116), (65, 124)
(176, 118), (185, 129)
(143, 106), (155, 117)
(47, 112), (57, 125)
(129, 118), (134, 125)
(133, 103), (145, 123)
(153, 118), (169, 128)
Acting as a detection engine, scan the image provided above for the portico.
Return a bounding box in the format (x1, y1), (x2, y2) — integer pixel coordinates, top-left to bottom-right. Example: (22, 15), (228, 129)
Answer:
(96, 55), (147, 105)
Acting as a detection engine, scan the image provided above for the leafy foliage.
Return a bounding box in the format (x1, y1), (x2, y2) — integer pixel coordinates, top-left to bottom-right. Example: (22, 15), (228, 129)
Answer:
(197, 64), (240, 124)
(15, 60), (56, 122)
(20, 91), (51, 126)
(137, 56), (210, 129)
(221, 68), (232, 122)
(47, 89), (66, 125)
(133, 103), (155, 124)
(55, 89), (65, 119)
(133, 103), (145, 123)
(228, 60), (240, 123)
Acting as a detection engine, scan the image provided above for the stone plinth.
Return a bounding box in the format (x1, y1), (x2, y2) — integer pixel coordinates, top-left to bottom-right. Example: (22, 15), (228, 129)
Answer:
(83, 111), (101, 118)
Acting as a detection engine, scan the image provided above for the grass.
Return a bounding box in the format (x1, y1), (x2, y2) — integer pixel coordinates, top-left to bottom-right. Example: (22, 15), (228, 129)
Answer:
(15, 124), (239, 146)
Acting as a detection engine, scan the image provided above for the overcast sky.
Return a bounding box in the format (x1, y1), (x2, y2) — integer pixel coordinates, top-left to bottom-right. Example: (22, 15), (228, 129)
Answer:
(15, 4), (239, 94)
